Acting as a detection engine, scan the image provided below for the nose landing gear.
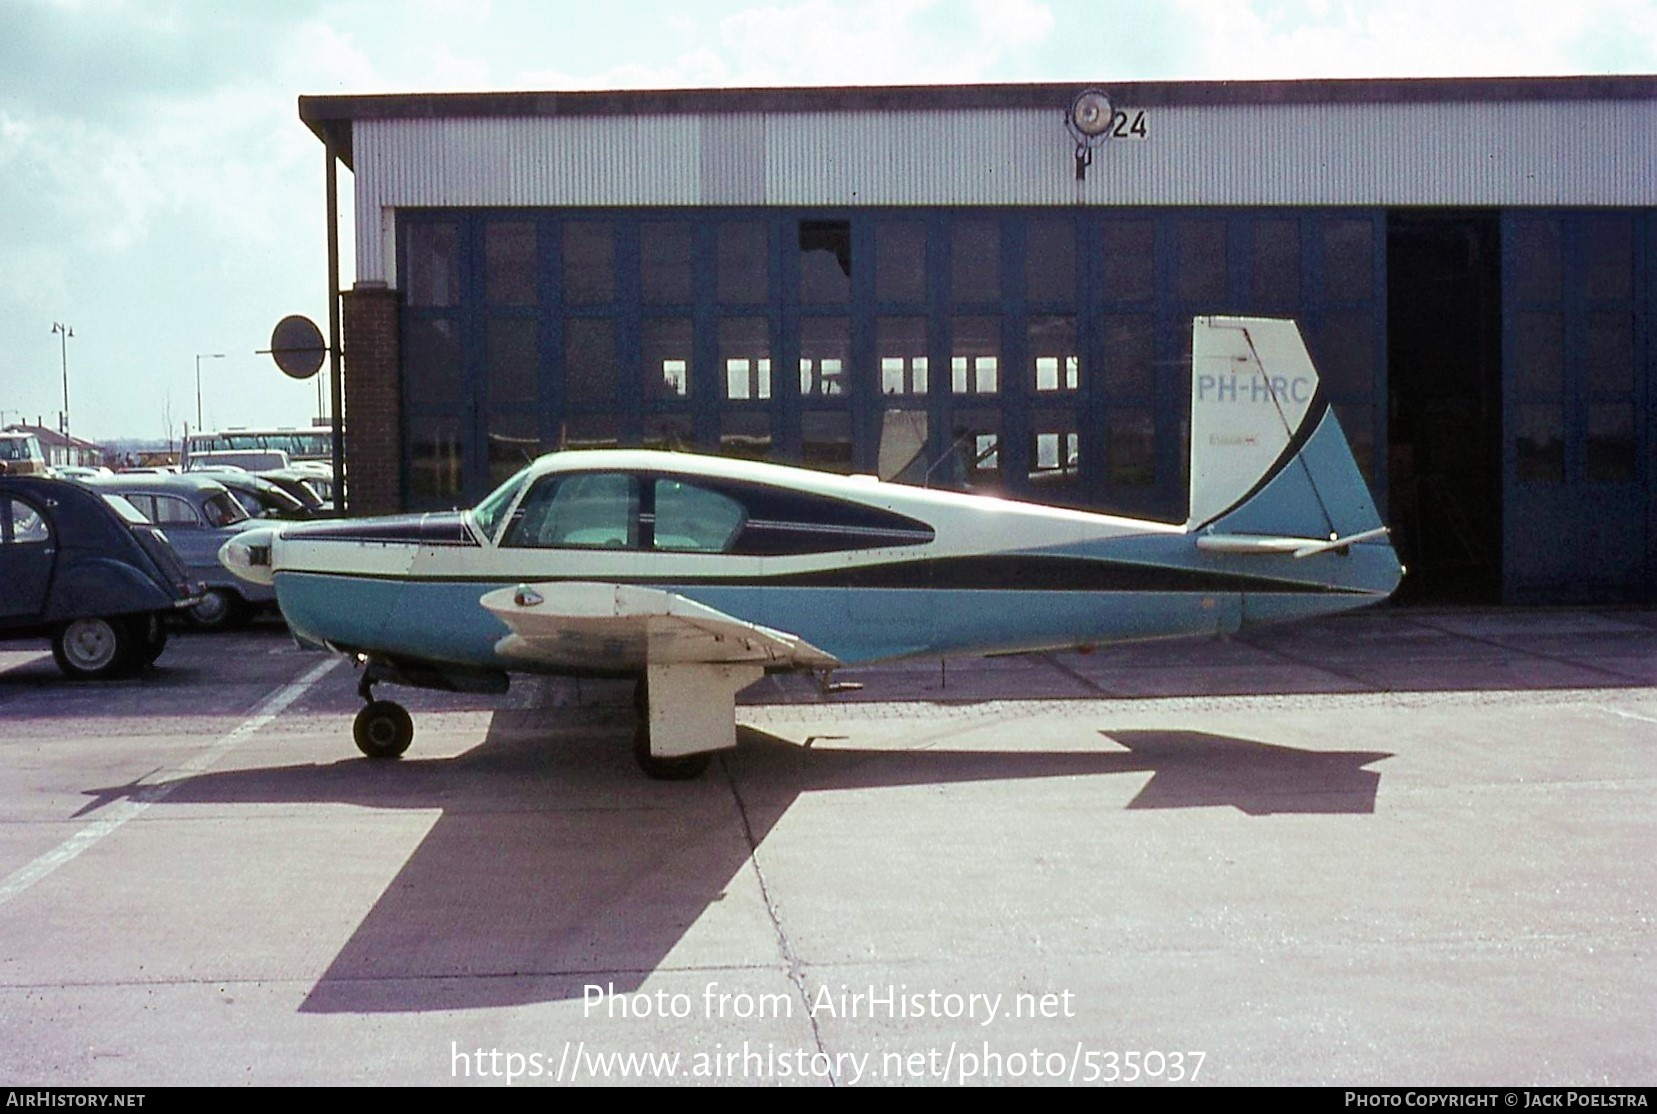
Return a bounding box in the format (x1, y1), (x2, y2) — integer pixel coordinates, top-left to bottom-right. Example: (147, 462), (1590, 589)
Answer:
(353, 669), (413, 759)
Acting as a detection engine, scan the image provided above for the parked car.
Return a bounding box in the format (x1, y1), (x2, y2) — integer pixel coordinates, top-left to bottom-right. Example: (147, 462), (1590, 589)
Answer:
(257, 468), (334, 515)
(52, 465), (115, 480)
(190, 468), (318, 521)
(0, 431), (49, 477)
(185, 449), (291, 472)
(79, 474), (278, 630)
(0, 476), (200, 678)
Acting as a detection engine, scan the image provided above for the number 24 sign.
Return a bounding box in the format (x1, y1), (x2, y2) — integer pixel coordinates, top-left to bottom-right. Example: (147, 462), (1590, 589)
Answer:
(1108, 109), (1150, 140)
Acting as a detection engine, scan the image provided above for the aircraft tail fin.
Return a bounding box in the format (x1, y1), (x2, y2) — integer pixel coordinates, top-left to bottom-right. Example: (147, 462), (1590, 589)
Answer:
(1184, 316), (1388, 554)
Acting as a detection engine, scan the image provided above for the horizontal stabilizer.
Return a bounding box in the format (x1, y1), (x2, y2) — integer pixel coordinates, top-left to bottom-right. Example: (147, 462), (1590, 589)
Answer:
(1196, 527), (1391, 559)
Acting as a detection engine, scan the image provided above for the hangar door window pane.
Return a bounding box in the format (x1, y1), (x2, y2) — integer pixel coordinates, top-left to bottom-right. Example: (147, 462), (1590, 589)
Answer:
(951, 408), (1002, 493)
(485, 222), (537, 306)
(1101, 220), (1154, 303)
(644, 413), (693, 453)
(1108, 409), (1156, 487)
(1323, 219), (1374, 302)
(564, 319), (617, 408)
(1176, 218), (1227, 304)
(563, 223), (615, 305)
(1511, 217), (1563, 303)
(1514, 313), (1564, 396)
(951, 219), (999, 303)
(721, 318), (772, 401)
(878, 317), (929, 397)
(1587, 312), (1634, 395)
(1583, 216), (1633, 302)
(406, 223), (460, 307)
(1514, 405), (1563, 484)
(1587, 404), (1636, 483)
(1101, 315), (1154, 399)
(800, 317), (850, 399)
(1029, 316), (1078, 393)
(1026, 218), (1076, 305)
(487, 412), (539, 487)
(564, 413), (619, 451)
(719, 223), (770, 304)
(799, 220), (852, 304)
(1251, 220), (1300, 310)
(486, 318), (537, 411)
(1316, 312), (1375, 396)
(802, 412), (853, 474)
(875, 221), (927, 304)
(643, 318), (693, 400)
(641, 222), (694, 305)
(951, 317), (1000, 395)
(409, 416), (465, 503)
(1030, 413), (1081, 504)
(721, 412), (771, 460)
(406, 319), (463, 410)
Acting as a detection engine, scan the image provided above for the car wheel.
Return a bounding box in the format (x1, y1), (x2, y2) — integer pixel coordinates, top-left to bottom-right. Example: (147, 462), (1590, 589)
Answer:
(128, 613), (167, 668)
(51, 617), (135, 680)
(353, 700), (414, 759)
(187, 588), (247, 631)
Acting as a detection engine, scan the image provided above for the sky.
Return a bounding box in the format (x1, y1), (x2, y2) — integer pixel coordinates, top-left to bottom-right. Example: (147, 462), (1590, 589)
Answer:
(2, 0), (1655, 444)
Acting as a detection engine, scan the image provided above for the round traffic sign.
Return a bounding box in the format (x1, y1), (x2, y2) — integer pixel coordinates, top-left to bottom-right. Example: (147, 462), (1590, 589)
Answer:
(270, 315), (326, 380)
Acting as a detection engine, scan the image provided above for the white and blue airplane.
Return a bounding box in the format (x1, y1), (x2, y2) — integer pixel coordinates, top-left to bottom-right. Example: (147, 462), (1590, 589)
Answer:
(222, 316), (1402, 778)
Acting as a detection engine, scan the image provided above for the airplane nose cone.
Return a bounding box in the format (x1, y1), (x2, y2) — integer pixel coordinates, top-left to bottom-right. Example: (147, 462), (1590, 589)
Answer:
(219, 526), (278, 587)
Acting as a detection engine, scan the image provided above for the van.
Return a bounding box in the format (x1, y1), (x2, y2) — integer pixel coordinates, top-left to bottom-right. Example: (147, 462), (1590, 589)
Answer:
(0, 431), (49, 477)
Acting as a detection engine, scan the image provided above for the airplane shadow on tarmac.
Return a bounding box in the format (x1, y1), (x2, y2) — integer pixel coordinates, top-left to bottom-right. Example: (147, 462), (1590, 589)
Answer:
(78, 709), (1388, 1015)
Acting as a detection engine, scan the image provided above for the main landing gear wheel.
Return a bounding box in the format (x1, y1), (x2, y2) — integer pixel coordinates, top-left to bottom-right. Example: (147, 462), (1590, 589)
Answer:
(354, 700), (414, 759)
(631, 678), (712, 781)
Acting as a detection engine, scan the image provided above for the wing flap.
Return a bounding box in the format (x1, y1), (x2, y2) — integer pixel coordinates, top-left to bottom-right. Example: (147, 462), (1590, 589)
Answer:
(478, 581), (839, 671)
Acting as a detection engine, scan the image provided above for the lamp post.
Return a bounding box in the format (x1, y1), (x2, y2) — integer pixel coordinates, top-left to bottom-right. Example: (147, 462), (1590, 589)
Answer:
(195, 353), (226, 431)
(51, 322), (72, 441)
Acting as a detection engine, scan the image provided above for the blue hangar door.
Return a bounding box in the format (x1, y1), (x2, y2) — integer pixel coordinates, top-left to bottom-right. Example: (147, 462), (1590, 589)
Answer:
(1501, 211), (1653, 604)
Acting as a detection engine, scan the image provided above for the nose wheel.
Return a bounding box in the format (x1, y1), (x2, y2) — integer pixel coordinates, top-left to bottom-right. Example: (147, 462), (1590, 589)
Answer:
(354, 699), (414, 759)
(353, 668), (412, 759)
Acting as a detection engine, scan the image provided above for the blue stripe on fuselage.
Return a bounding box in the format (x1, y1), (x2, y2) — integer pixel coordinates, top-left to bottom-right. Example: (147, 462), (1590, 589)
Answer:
(276, 566), (1381, 673)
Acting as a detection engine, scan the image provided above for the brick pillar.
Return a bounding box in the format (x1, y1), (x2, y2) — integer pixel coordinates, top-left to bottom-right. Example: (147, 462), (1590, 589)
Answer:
(341, 283), (401, 514)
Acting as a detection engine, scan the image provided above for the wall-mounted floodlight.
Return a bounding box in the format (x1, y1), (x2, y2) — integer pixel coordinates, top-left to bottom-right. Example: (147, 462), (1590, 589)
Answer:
(1065, 88), (1114, 181)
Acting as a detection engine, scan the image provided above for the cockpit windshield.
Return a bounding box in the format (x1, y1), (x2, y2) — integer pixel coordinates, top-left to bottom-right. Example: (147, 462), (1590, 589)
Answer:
(470, 465), (533, 543)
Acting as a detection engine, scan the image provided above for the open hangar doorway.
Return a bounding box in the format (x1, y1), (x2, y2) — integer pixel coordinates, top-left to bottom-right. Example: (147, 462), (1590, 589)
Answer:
(1384, 211), (1504, 604)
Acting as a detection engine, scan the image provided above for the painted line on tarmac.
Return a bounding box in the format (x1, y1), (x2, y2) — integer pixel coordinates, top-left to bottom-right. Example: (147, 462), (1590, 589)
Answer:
(1596, 705), (1657, 725)
(0, 656), (340, 909)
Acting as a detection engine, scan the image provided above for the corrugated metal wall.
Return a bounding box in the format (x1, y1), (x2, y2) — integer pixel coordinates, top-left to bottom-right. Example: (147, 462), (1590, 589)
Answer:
(352, 99), (1657, 284)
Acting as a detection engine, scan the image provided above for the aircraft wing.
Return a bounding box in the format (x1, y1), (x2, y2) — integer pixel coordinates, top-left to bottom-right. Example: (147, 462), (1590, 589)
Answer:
(477, 581), (840, 673)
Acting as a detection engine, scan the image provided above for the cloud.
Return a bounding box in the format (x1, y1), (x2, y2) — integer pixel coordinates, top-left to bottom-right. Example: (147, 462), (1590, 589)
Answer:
(521, 0), (1062, 90)
(0, 1), (323, 123)
(1163, 0), (1657, 79)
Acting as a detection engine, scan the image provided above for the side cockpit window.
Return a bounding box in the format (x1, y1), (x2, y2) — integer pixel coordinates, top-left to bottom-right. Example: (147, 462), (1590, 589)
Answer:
(651, 475), (935, 556)
(503, 473), (639, 549)
(651, 480), (745, 552)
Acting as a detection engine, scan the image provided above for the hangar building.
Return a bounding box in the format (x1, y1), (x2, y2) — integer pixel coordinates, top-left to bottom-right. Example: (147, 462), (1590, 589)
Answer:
(298, 77), (1657, 605)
